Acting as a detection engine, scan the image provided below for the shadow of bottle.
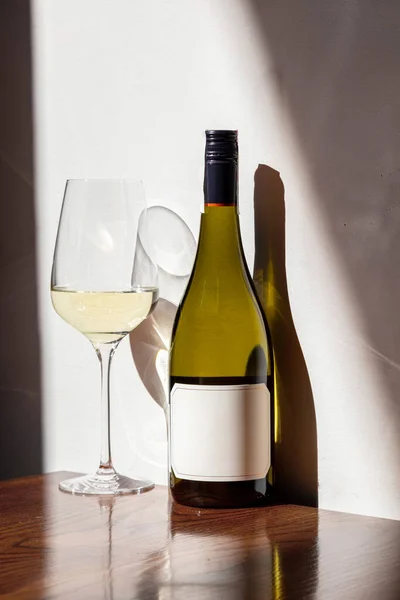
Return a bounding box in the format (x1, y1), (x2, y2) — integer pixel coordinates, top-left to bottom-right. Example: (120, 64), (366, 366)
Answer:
(253, 164), (318, 507)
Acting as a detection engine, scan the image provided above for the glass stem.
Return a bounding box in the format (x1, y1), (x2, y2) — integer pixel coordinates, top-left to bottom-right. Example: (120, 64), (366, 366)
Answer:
(95, 342), (119, 476)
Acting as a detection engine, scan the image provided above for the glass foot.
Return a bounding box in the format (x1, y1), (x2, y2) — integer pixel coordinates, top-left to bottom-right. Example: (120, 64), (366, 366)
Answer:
(59, 472), (154, 496)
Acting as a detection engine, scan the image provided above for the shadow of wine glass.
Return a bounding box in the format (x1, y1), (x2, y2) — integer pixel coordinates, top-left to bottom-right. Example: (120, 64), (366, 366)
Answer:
(130, 297), (177, 413)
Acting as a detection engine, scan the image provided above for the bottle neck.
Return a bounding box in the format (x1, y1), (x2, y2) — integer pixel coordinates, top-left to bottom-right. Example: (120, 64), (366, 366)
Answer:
(196, 206), (243, 269)
(204, 161), (238, 208)
(200, 160), (241, 261)
(197, 156), (242, 266)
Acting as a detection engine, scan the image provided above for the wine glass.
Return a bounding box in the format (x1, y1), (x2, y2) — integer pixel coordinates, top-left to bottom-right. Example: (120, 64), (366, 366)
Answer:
(51, 179), (158, 495)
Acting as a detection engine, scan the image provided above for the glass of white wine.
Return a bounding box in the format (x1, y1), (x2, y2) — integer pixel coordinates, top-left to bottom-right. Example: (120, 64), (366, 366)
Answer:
(51, 179), (158, 495)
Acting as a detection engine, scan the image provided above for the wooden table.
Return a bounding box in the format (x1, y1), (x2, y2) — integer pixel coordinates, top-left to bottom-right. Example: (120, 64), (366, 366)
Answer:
(1, 472), (400, 599)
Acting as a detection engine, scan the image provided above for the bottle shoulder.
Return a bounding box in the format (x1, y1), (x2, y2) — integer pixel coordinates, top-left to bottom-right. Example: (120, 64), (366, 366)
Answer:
(175, 268), (265, 329)
(170, 270), (269, 378)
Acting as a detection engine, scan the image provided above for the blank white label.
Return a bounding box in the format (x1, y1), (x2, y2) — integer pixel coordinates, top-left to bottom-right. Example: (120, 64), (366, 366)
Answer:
(170, 383), (270, 482)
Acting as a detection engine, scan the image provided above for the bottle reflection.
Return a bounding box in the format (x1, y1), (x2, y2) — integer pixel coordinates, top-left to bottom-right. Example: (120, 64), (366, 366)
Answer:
(153, 503), (320, 600)
(268, 509), (319, 600)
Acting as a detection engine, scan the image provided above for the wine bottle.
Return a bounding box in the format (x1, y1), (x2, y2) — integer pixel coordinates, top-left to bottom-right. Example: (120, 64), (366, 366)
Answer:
(169, 130), (274, 508)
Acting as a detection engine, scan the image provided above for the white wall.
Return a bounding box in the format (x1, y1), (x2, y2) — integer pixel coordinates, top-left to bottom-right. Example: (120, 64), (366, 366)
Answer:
(32, 0), (400, 519)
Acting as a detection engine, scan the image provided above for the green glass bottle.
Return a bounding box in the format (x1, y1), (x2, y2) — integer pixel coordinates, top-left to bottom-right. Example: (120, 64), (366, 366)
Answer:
(169, 130), (273, 508)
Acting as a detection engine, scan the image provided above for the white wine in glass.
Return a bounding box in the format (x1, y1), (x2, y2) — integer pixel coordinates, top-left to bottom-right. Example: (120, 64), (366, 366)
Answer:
(51, 179), (158, 495)
(51, 289), (158, 344)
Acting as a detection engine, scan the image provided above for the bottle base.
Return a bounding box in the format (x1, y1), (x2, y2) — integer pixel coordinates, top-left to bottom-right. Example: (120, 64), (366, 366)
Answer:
(170, 478), (274, 509)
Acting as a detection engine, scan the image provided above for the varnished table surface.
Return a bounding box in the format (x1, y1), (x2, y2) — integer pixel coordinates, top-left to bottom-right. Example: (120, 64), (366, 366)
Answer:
(1, 473), (400, 599)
